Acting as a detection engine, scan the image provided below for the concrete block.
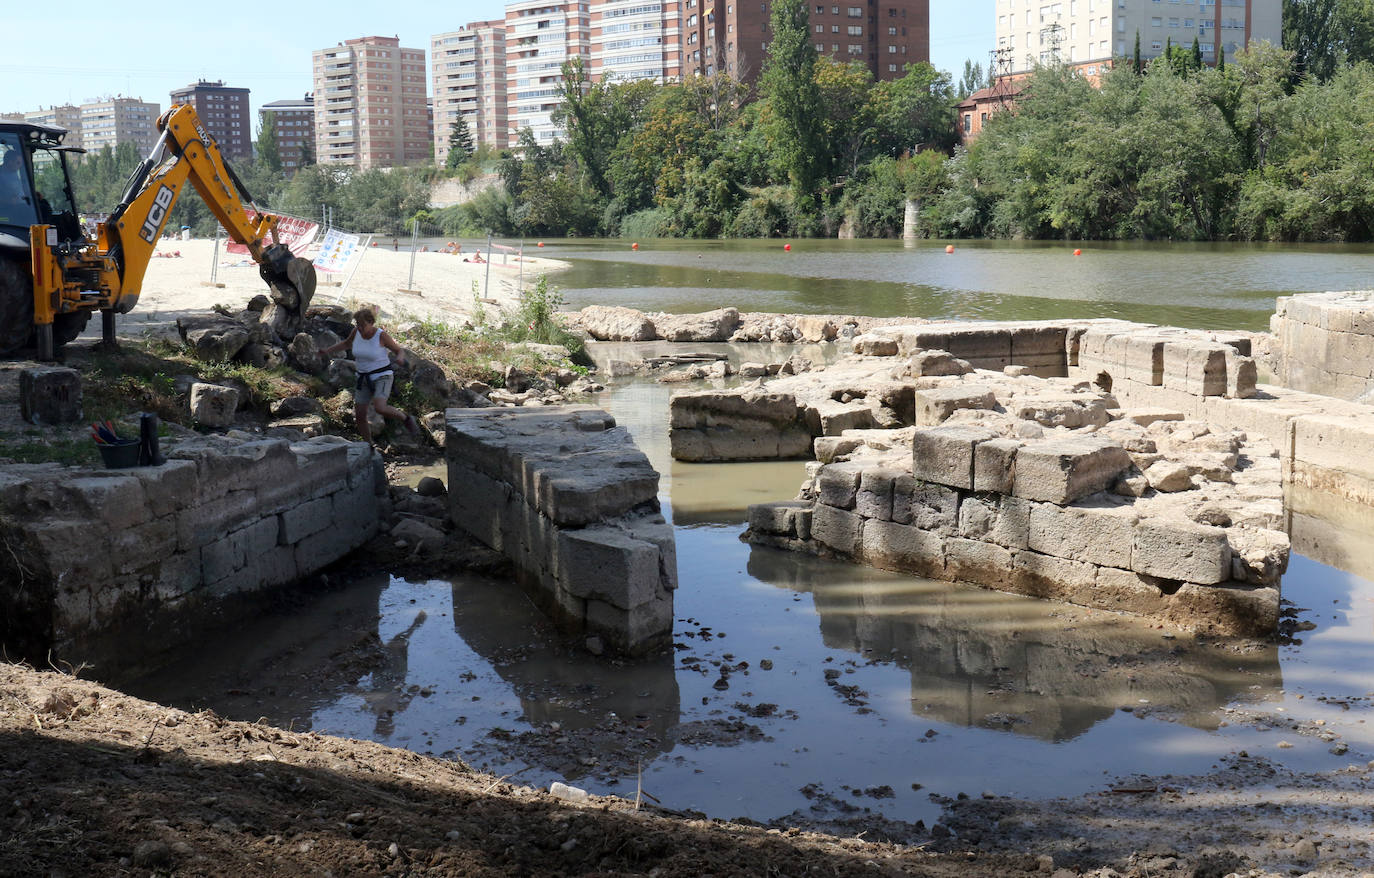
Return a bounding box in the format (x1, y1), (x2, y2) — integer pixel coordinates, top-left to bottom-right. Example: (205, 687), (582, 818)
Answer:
(945, 538), (1013, 588)
(558, 527), (662, 609)
(19, 367), (82, 424)
(811, 504), (863, 557)
(973, 438), (1021, 493)
(911, 425), (1000, 490)
(1132, 519), (1231, 584)
(1027, 500), (1137, 568)
(860, 519), (945, 578)
(891, 475), (959, 534)
(855, 468), (899, 521)
(279, 495), (333, 544)
(914, 385), (998, 426)
(1011, 438), (1132, 504)
(958, 494), (1030, 549)
(817, 463), (863, 510)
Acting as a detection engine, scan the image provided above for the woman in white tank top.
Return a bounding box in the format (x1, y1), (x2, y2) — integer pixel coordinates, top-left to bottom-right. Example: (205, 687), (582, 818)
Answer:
(320, 306), (420, 447)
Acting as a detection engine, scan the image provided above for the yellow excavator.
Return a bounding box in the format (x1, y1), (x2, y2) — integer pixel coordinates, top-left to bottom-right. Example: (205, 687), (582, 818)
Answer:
(0, 103), (315, 360)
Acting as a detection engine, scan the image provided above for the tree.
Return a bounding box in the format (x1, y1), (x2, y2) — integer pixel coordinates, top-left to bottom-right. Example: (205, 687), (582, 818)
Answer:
(957, 60), (987, 99)
(1284, 0), (1342, 79)
(256, 111), (282, 175)
(1134, 31), (1142, 74)
(760, 0), (825, 211)
(552, 57), (655, 198)
(445, 116), (474, 170)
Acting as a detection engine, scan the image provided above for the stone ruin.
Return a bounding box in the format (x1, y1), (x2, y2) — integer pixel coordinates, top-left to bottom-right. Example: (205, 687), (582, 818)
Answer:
(668, 317), (1313, 635)
(445, 405), (677, 655)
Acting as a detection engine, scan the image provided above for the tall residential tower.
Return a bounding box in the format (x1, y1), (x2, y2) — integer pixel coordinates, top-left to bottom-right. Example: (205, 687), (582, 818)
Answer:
(312, 35), (432, 169)
(432, 22), (509, 164)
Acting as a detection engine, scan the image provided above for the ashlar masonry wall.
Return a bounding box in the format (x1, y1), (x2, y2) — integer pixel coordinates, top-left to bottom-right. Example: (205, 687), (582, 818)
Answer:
(0, 435), (384, 669)
(446, 405), (677, 655)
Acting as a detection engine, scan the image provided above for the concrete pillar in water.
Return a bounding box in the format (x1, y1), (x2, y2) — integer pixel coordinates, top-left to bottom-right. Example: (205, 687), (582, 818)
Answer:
(902, 199), (920, 239)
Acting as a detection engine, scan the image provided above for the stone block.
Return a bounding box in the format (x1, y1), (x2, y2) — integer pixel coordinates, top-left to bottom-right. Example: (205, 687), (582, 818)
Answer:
(1166, 583), (1279, 637)
(860, 519), (945, 578)
(1011, 438), (1132, 504)
(911, 425), (1000, 490)
(1123, 336), (1166, 385)
(257, 544), (300, 587)
(59, 475), (152, 531)
(855, 468), (899, 521)
(624, 515), (678, 591)
(814, 436), (864, 463)
(944, 328), (1012, 369)
(175, 488), (259, 552)
(558, 527), (663, 610)
(289, 439), (352, 487)
(817, 463), (863, 509)
(747, 500), (807, 535)
(581, 305), (656, 341)
(1163, 342), (1228, 397)
(585, 594), (673, 652)
(973, 438), (1021, 493)
(913, 385), (998, 426)
(671, 423), (813, 461)
(1092, 567), (1167, 615)
(805, 399), (876, 436)
(128, 459), (199, 518)
(891, 475), (959, 534)
(1125, 409), (1184, 427)
(852, 333), (900, 356)
(909, 350), (972, 377)
(189, 383), (241, 428)
(945, 538), (1014, 588)
(19, 367), (82, 424)
(1010, 550), (1097, 602)
(1027, 500), (1137, 568)
(526, 449), (660, 527)
(1011, 325), (1068, 360)
(653, 307), (740, 342)
(957, 494), (1030, 549)
(108, 516), (178, 577)
(669, 390), (801, 428)
(796, 316), (838, 342)
(280, 495), (333, 544)
(448, 464), (515, 550)
(1290, 414), (1374, 486)
(1224, 349), (1257, 399)
(811, 504), (863, 557)
(1132, 519), (1231, 584)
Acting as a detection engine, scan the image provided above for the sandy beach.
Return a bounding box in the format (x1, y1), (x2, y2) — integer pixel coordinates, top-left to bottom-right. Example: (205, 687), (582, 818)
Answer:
(109, 238), (570, 340)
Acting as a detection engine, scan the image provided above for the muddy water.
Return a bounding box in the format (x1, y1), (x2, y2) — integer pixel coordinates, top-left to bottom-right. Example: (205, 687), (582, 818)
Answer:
(119, 360), (1374, 826)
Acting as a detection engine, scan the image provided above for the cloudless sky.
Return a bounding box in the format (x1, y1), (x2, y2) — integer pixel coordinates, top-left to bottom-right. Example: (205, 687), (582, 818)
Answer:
(2, 0), (992, 135)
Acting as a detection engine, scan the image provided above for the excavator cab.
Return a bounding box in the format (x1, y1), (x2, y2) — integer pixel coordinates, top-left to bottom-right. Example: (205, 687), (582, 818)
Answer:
(0, 122), (88, 354)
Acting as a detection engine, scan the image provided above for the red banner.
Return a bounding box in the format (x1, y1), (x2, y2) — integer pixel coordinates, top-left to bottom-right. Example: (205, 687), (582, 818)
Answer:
(225, 213), (319, 255)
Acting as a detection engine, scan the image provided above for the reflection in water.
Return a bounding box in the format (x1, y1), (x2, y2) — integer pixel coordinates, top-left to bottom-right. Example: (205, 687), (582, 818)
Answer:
(747, 547), (1280, 742)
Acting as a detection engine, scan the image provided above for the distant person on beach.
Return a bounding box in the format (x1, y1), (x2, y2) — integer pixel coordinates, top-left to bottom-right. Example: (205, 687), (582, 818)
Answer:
(320, 307), (420, 447)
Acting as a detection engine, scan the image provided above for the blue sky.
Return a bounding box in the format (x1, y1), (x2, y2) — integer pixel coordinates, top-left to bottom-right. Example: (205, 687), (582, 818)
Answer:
(2, 0), (991, 133)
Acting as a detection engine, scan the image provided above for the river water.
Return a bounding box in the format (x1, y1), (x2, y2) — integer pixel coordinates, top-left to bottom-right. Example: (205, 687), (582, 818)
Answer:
(121, 241), (1374, 827)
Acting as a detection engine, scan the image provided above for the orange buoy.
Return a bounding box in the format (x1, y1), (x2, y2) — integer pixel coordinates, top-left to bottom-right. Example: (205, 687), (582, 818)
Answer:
(537, 241), (544, 247)
(945, 244), (955, 254)
(1073, 248), (1082, 256)
(632, 242), (639, 250)
(784, 243), (792, 251)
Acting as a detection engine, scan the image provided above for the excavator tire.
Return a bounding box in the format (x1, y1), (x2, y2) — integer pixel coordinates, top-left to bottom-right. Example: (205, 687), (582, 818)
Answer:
(0, 256), (36, 356)
(54, 311), (91, 346)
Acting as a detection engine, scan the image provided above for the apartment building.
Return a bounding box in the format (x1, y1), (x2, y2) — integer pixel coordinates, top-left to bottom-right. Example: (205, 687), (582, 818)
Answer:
(682, 0), (929, 83)
(312, 35), (432, 169)
(432, 22), (509, 163)
(260, 94), (315, 174)
(80, 97), (160, 156)
(995, 0), (1281, 75)
(505, 1), (591, 146)
(590, 0), (683, 84)
(169, 80), (251, 162)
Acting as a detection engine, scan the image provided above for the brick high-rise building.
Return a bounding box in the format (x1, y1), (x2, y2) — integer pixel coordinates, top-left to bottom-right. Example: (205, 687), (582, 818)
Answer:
(590, 0), (683, 83)
(169, 80), (251, 162)
(432, 22), (509, 163)
(80, 97), (159, 156)
(995, 0), (1281, 76)
(505, 0), (591, 147)
(259, 94), (315, 174)
(682, 0), (929, 83)
(312, 35), (432, 169)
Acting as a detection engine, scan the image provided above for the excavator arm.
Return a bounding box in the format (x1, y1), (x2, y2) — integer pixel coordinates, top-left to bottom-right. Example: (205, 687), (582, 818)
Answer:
(25, 103), (315, 359)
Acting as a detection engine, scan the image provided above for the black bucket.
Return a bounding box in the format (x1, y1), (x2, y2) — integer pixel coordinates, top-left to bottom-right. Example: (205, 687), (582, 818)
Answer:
(97, 438), (140, 469)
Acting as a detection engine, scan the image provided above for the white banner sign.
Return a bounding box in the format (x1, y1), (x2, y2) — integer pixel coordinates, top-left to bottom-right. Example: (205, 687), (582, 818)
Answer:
(313, 229), (363, 274)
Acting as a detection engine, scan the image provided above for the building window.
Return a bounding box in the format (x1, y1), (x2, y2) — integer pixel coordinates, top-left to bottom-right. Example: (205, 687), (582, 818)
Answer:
(847, 5), (862, 16)
(1151, 39), (1162, 49)
(847, 25), (862, 35)
(963, 113), (971, 133)
(1151, 17), (1161, 25)
(888, 62), (897, 71)
(888, 44), (896, 52)
(815, 24), (824, 31)
(889, 25), (898, 34)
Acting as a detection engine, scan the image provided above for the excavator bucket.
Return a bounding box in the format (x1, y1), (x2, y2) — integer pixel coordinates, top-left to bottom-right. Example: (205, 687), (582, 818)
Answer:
(259, 253), (317, 315)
